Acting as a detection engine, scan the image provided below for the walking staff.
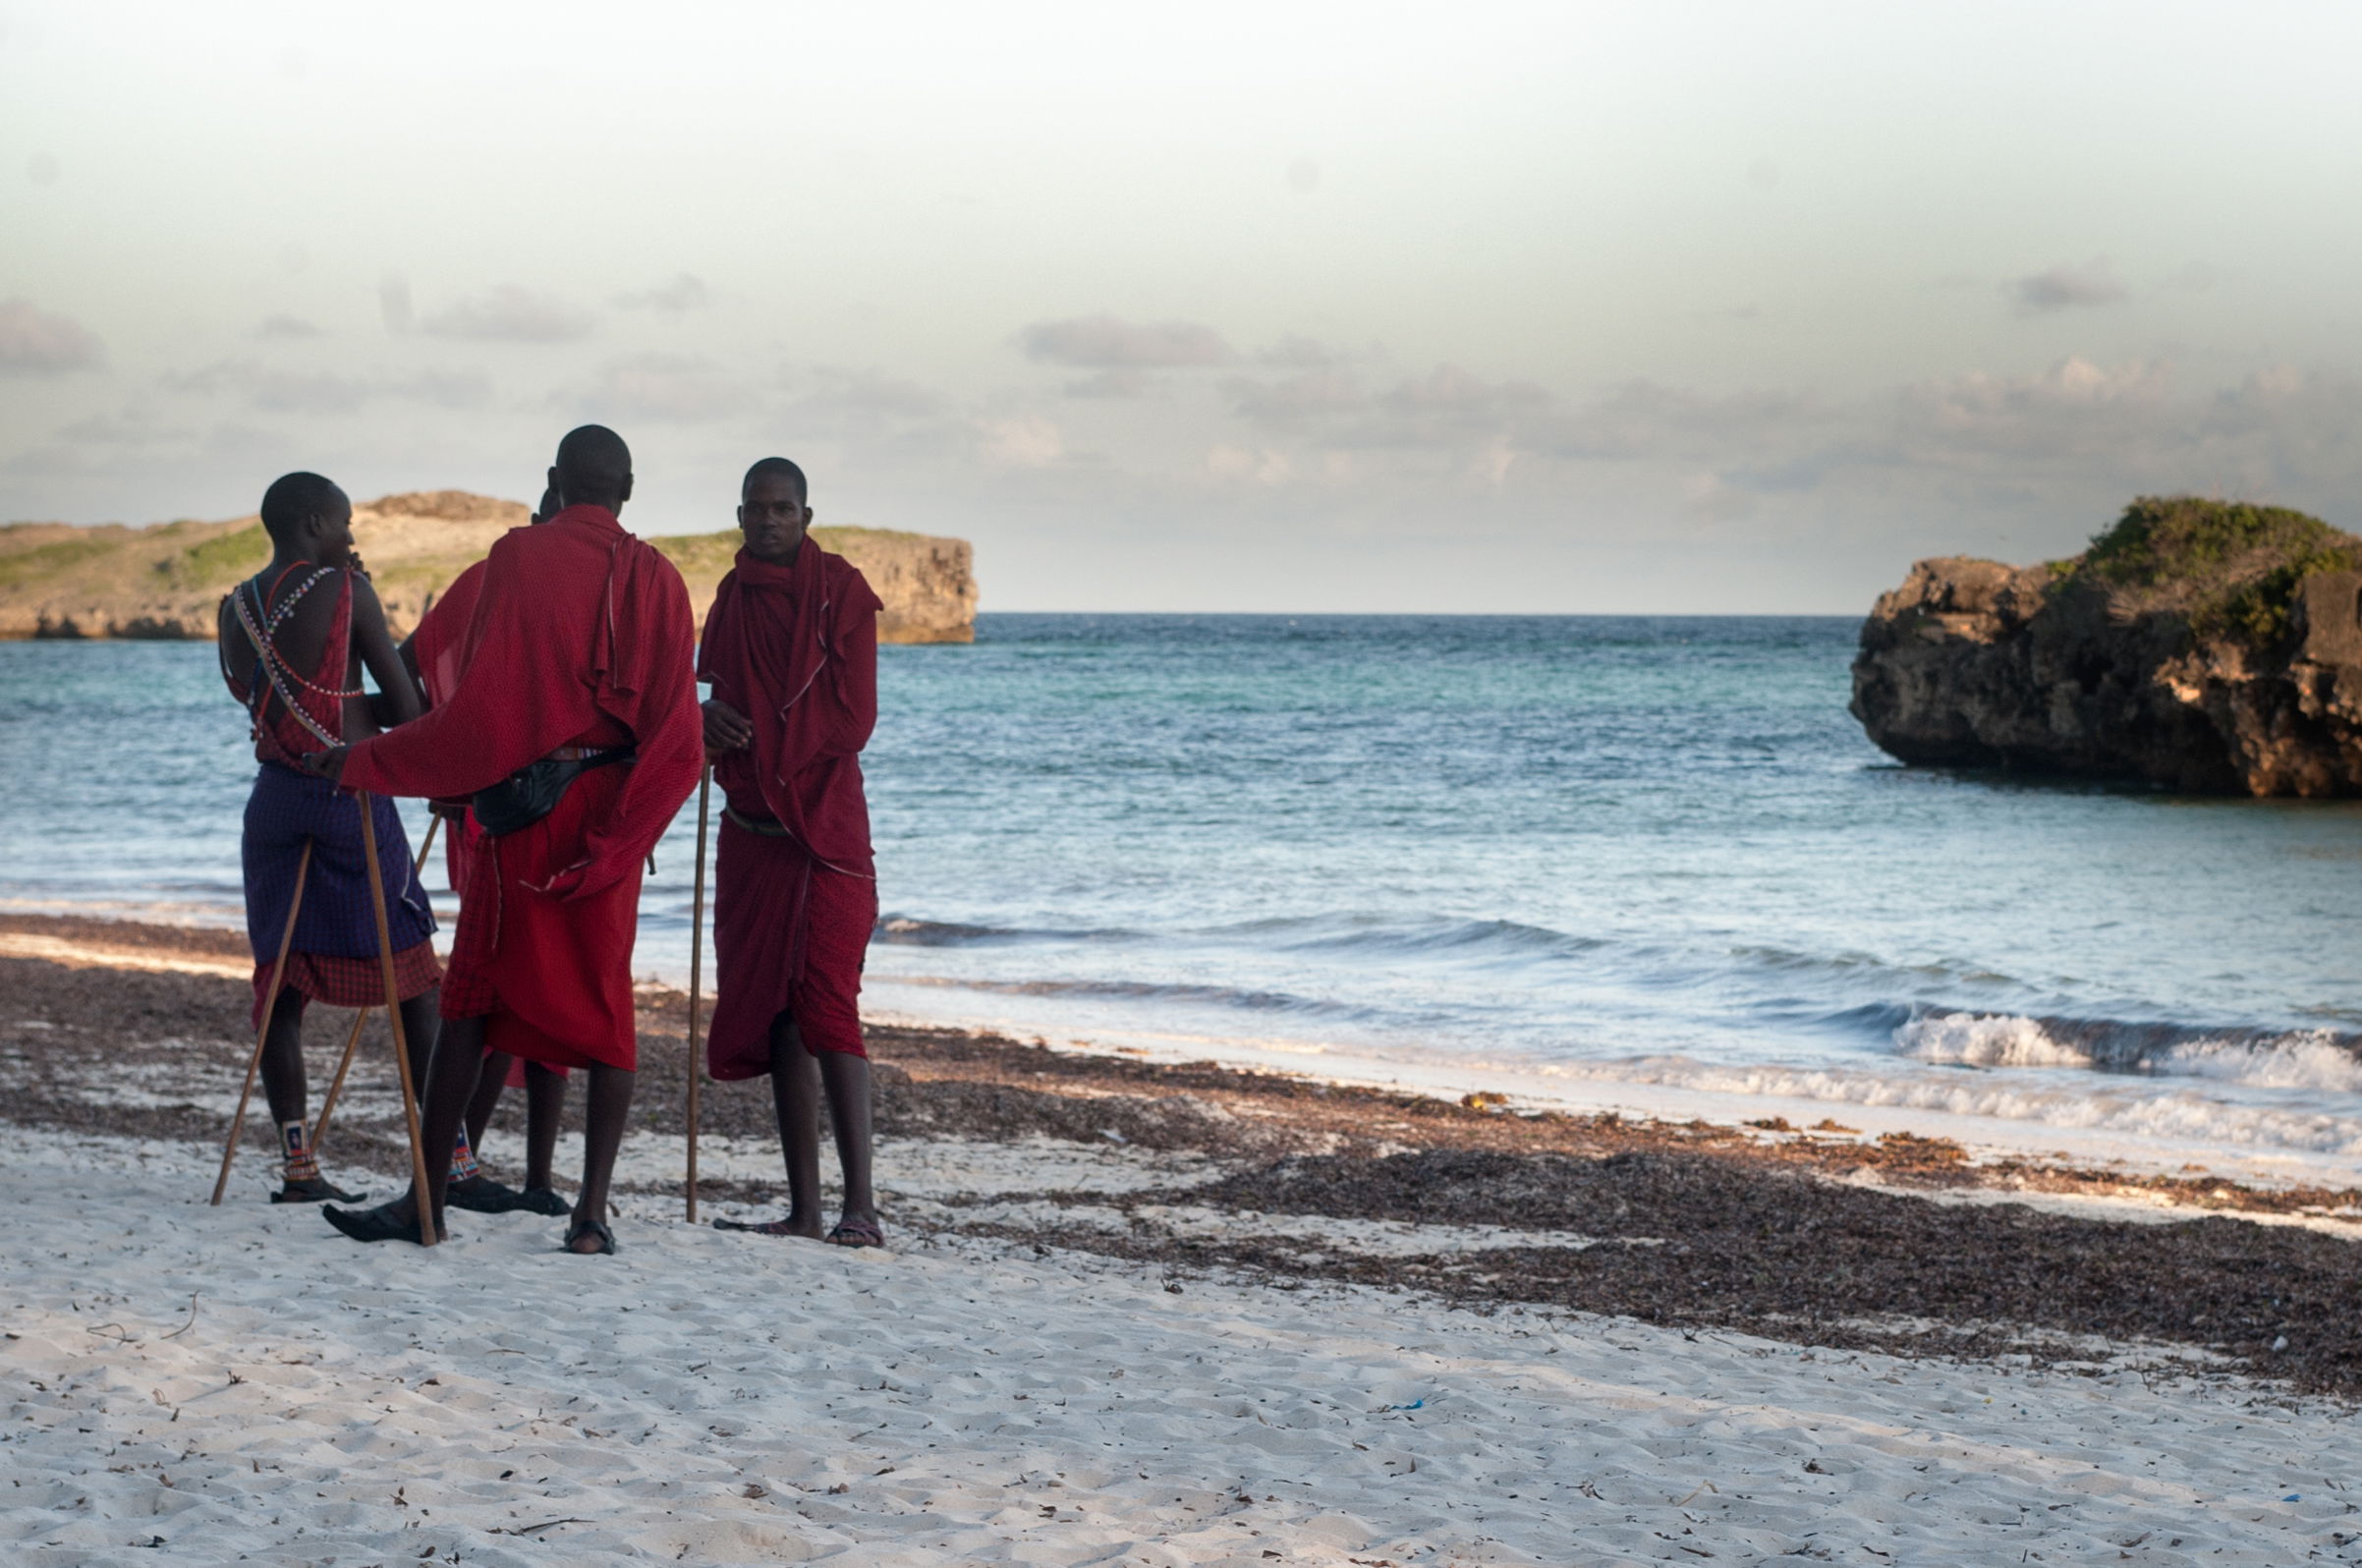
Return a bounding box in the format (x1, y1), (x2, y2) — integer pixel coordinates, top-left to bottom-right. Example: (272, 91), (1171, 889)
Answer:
(309, 812), (441, 1158)
(686, 765), (711, 1221)
(360, 793), (438, 1245)
(211, 841), (312, 1204)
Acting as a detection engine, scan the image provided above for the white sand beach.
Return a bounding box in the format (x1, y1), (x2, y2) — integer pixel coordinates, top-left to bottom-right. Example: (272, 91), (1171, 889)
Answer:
(6, 1120), (2360, 1567)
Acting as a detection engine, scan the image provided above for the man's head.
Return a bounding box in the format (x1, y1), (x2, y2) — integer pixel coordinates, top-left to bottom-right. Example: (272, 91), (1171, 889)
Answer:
(530, 484), (562, 526)
(738, 456), (812, 564)
(548, 424), (633, 514)
(258, 472), (354, 568)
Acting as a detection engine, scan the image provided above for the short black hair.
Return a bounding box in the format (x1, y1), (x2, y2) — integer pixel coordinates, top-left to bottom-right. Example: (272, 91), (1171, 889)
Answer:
(258, 472), (346, 543)
(742, 456), (808, 505)
(554, 424), (632, 510)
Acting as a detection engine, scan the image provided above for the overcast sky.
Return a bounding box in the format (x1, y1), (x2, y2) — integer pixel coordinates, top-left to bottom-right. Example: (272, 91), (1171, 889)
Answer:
(6, 1), (2362, 611)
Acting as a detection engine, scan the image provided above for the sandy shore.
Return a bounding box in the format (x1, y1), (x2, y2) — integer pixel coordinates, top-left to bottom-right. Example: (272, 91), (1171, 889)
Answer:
(5, 914), (2362, 1564)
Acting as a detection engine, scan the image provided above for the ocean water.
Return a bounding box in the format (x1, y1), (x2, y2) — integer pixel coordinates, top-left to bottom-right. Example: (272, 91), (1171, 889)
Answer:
(4, 617), (2358, 1170)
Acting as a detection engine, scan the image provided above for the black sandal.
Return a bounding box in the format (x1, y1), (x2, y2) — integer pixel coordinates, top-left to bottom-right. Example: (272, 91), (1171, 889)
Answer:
(322, 1203), (436, 1245)
(825, 1217), (885, 1249)
(518, 1186), (571, 1217)
(714, 1217), (811, 1238)
(445, 1174), (526, 1214)
(562, 1216), (617, 1256)
(273, 1176), (363, 1204)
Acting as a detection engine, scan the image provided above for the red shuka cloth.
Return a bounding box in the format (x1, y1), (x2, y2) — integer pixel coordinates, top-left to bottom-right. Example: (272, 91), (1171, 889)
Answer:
(342, 506), (701, 1071)
(408, 559), (489, 893)
(410, 557), (552, 1085)
(699, 543), (882, 1076)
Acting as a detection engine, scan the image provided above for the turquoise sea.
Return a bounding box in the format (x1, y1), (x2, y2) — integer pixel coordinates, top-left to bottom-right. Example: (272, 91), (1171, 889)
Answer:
(3, 615), (2358, 1169)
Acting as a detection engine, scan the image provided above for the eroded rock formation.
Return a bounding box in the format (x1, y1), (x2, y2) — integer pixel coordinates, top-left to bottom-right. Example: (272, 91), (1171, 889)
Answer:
(1852, 498), (2362, 796)
(0, 491), (977, 645)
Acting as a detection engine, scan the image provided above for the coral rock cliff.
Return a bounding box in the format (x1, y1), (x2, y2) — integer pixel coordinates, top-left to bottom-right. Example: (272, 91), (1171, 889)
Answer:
(0, 490), (977, 645)
(1851, 497), (2362, 796)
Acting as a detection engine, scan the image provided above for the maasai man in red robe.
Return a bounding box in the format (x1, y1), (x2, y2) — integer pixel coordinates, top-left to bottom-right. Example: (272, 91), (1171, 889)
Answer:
(313, 426), (702, 1254)
(397, 486), (570, 1220)
(702, 457), (885, 1247)
(217, 473), (439, 1204)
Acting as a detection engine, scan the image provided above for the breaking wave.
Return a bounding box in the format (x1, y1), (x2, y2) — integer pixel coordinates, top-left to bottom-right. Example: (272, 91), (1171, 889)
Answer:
(1894, 1011), (2362, 1094)
(1541, 1053), (2362, 1156)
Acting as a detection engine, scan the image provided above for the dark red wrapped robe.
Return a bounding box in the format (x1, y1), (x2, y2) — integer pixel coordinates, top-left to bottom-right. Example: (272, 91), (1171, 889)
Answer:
(408, 559), (488, 895)
(699, 541), (881, 1077)
(342, 505), (701, 1071)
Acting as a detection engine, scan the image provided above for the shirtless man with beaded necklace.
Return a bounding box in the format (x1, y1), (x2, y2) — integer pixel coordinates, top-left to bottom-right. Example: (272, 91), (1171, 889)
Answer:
(216, 473), (453, 1204)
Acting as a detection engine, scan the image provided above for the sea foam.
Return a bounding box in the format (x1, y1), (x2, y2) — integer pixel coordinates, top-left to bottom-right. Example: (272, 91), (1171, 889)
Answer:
(1893, 1011), (2362, 1093)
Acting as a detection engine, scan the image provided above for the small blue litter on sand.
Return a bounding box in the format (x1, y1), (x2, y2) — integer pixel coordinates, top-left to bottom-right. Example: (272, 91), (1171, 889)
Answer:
(2283, 1494), (2302, 1502)
(1379, 1399), (1426, 1413)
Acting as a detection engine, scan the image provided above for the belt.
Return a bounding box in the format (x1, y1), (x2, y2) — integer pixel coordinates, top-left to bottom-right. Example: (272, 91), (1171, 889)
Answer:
(724, 808), (794, 837)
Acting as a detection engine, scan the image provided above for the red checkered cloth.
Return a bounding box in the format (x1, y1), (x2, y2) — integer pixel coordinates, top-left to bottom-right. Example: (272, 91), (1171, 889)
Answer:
(438, 942), (497, 1020)
(251, 941), (441, 1031)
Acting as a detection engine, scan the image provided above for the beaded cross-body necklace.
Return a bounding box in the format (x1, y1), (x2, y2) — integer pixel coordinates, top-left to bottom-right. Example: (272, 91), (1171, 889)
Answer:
(236, 566), (364, 751)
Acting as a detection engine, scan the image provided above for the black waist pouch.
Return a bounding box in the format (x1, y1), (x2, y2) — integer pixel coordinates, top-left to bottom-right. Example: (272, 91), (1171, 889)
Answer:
(474, 748), (635, 838)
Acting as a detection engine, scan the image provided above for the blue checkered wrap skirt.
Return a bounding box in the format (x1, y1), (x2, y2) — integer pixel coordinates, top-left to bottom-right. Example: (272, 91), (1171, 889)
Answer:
(242, 762), (436, 965)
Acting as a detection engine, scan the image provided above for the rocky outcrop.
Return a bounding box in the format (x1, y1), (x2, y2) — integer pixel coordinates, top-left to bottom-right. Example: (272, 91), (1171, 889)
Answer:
(0, 492), (977, 645)
(647, 527), (977, 645)
(1851, 498), (2362, 796)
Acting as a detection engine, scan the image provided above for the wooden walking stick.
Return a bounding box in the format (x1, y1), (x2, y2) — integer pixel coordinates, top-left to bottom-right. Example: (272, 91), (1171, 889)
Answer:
(211, 839), (314, 1204)
(685, 763), (711, 1222)
(312, 812), (441, 1158)
(359, 791), (439, 1246)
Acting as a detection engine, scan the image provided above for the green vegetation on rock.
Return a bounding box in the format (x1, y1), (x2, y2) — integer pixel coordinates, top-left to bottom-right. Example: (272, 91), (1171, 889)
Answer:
(0, 537), (119, 588)
(2050, 495), (2362, 648)
(156, 525), (269, 588)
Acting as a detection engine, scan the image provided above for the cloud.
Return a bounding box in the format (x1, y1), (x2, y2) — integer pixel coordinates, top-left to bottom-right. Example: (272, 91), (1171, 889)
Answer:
(1019, 314), (1233, 368)
(616, 273), (710, 313)
(1062, 368), (1158, 399)
(421, 285), (593, 343)
(253, 314), (323, 340)
(1891, 356), (2171, 461)
(2008, 259), (2127, 314)
(163, 360), (490, 415)
(976, 416), (1064, 469)
(0, 299), (103, 374)
(1547, 380), (1825, 462)
(1378, 364), (1551, 419)
(1206, 443), (1295, 484)
(1322, 364), (1554, 450)
(1255, 335), (1346, 368)
(55, 404), (196, 446)
(778, 366), (955, 433)
(1224, 369), (1363, 424)
(378, 274), (413, 337)
(569, 353), (745, 423)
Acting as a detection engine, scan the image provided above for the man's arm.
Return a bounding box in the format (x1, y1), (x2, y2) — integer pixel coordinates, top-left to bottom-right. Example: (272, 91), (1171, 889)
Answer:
(352, 576), (422, 730)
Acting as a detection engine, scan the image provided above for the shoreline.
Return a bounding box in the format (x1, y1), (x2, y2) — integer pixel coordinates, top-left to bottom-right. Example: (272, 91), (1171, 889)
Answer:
(5, 910), (2360, 1394)
(11, 902), (2358, 1195)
